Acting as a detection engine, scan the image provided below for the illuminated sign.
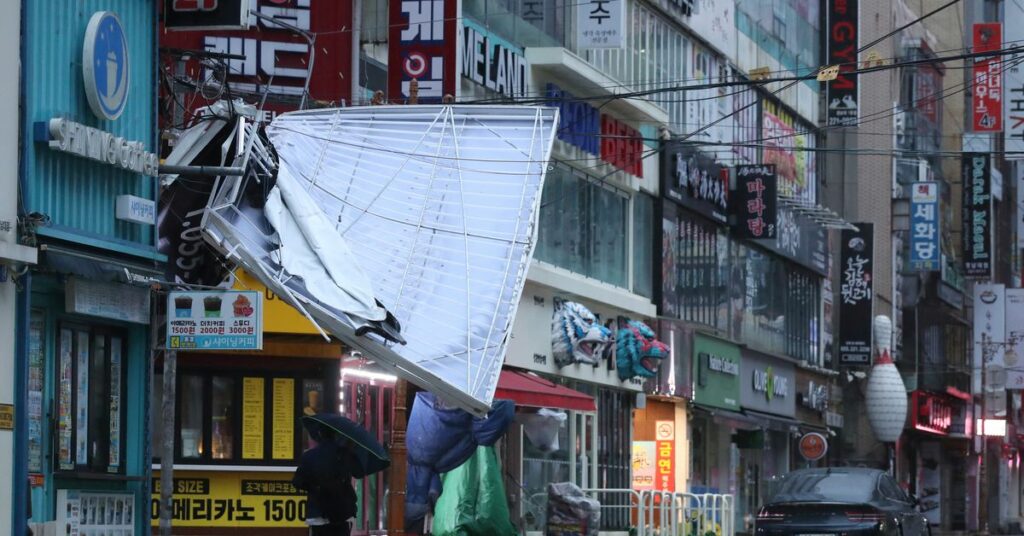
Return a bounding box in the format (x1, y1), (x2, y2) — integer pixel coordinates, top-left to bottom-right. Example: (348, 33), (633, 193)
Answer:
(977, 418), (1007, 437)
(912, 391), (953, 435)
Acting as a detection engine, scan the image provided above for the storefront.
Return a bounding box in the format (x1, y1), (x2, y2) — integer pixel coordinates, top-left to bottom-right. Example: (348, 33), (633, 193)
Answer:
(902, 389), (973, 533)
(793, 368), (838, 467)
(148, 272), (393, 535)
(503, 281), (651, 532)
(689, 334), (743, 499)
(21, 3), (161, 534)
(736, 349), (797, 530)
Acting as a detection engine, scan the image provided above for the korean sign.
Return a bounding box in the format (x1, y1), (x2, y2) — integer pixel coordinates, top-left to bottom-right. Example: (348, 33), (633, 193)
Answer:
(909, 181), (940, 271)
(972, 23), (1003, 132)
(962, 153), (992, 278)
(733, 164), (777, 239)
(838, 223), (874, 365)
(577, 0), (625, 49)
(662, 143), (728, 224)
(826, 0), (858, 127)
(160, 1), (352, 113)
(1006, 1), (1024, 158)
(167, 291), (263, 350)
(654, 421), (675, 492)
(151, 471), (307, 527)
(388, 0), (458, 102)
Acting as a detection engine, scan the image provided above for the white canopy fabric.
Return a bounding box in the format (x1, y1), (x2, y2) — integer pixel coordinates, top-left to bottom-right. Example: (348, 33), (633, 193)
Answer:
(202, 105), (558, 414)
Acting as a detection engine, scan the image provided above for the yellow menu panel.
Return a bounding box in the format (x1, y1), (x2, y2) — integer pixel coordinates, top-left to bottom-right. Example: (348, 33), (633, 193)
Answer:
(272, 378), (295, 460)
(242, 378), (264, 460)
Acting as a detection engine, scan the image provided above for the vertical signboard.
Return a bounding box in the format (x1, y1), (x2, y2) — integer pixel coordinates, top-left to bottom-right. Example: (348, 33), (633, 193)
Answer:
(577, 0), (625, 49)
(662, 144), (728, 223)
(1006, 1), (1024, 158)
(733, 164), (778, 239)
(910, 182), (940, 271)
(973, 284), (1006, 395)
(388, 0), (458, 103)
(654, 421), (675, 492)
(972, 23), (1003, 132)
(963, 153), (993, 278)
(1005, 289), (1024, 389)
(839, 223), (874, 365)
(826, 0), (858, 126)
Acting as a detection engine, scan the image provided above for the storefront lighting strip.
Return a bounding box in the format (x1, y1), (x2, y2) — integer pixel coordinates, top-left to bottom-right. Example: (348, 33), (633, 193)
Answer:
(341, 368), (398, 383)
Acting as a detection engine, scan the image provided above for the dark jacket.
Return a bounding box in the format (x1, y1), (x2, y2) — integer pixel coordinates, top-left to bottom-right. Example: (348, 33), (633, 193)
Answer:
(293, 441), (359, 524)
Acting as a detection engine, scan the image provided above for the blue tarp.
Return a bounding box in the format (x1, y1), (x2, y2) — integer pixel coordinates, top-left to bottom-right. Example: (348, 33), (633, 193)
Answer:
(404, 392), (514, 526)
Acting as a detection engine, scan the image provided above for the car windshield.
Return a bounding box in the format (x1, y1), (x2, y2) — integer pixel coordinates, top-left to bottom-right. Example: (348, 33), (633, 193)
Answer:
(770, 471), (877, 503)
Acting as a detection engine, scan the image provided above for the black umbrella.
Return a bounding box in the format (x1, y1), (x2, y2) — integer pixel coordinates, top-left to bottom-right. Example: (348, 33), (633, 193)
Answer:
(301, 413), (390, 477)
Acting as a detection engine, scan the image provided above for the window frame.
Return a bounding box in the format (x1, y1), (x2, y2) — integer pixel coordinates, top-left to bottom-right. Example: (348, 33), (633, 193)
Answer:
(54, 322), (128, 476)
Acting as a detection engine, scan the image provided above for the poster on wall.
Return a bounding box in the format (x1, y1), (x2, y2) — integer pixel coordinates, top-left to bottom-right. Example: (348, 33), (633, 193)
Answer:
(826, 0), (859, 127)
(631, 441), (656, 490)
(972, 23), (1003, 132)
(75, 331), (90, 466)
(838, 223), (874, 365)
(108, 340), (122, 472)
(1006, 2), (1024, 158)
(909, 181), (940, 271)
(27, 314), (44, 474)
(576, 0), (625, 49)
(58, 329), (73, 470)
(962, 153), (993, 278)
(733, 164), (778, 239)
(388, 0), (458, 103)
(160, 1), (354, 113)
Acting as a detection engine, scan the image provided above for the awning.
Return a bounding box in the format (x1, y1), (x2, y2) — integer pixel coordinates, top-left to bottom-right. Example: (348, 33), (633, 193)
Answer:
(40, 243), (163, 287)
(495, 369), (595, 412)
(743, 409), (803, 433)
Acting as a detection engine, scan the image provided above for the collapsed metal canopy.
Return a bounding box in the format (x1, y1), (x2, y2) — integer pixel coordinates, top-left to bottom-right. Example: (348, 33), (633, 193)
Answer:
(201, 105), (558, 415)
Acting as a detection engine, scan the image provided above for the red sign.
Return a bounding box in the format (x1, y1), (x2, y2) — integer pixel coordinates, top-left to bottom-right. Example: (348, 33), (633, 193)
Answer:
(972, 23), (1003, 132)
(912, 391), (954, 435)
(798, 433), (828, 461)
(388, 0), (458, 103)
(160, 1), (352, 115)
(654, 420), (675, 492)
(826, 0), (858, 126)
(600, 116), (644, 178)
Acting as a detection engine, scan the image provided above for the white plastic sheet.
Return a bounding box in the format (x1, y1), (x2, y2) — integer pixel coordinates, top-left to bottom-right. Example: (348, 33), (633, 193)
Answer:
(203, 105), (557, 414)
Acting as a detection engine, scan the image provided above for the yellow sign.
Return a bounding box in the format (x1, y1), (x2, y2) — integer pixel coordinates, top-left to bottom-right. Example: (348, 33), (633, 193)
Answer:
(232, 270), (320, 335)
(272, 378), (295, 460)
(150, 470), (306, 528)
(0, 404), (12, 431)
(242, 378), (265, 460)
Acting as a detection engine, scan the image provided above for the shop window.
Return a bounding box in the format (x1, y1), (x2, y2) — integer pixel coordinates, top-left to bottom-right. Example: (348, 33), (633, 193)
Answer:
(632, 193), (654, 298)
(55, 325), (127, 474)
(170, 371), (330, 464)
(536, 164), (634, 291)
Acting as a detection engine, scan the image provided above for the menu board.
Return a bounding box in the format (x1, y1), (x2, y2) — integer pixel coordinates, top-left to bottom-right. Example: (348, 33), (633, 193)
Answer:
(272, 378), (295, 460)
(57, 489), (136, 536)
(242, 378), (265, 460)
(167, 291), (263, 351)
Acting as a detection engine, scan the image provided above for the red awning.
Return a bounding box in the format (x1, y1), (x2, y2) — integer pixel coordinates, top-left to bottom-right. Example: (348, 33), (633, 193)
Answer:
(495, 369), (596, 412)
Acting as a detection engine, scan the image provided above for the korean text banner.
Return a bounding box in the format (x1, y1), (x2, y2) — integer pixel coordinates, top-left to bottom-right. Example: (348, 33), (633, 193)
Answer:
(733, 164), (778, 239)
(577, 0), (625, 49)
(962, 153), (993, 278)
(909, 181), (940, 271)
(151, 471), (306, 528)
(839, 223), (874, 365)
(388, 0), (458, 103)
(826, 0), (858, 127)
(972, 23), (1003, 132)
(1006, 1), (1024, 157)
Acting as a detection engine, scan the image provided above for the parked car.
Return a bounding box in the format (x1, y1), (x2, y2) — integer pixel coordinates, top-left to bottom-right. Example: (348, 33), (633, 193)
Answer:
(755, 467), (929, 536)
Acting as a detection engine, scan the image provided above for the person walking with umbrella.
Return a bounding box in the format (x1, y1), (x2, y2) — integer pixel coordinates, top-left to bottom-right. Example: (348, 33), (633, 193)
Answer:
(294, 413), (391, 535)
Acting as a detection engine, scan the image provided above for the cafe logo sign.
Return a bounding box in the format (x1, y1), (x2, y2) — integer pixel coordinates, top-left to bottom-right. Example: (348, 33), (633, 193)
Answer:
(752, 366), (788, 402)
(704, 352), (739, 375)
(83, 12), (130, 121)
